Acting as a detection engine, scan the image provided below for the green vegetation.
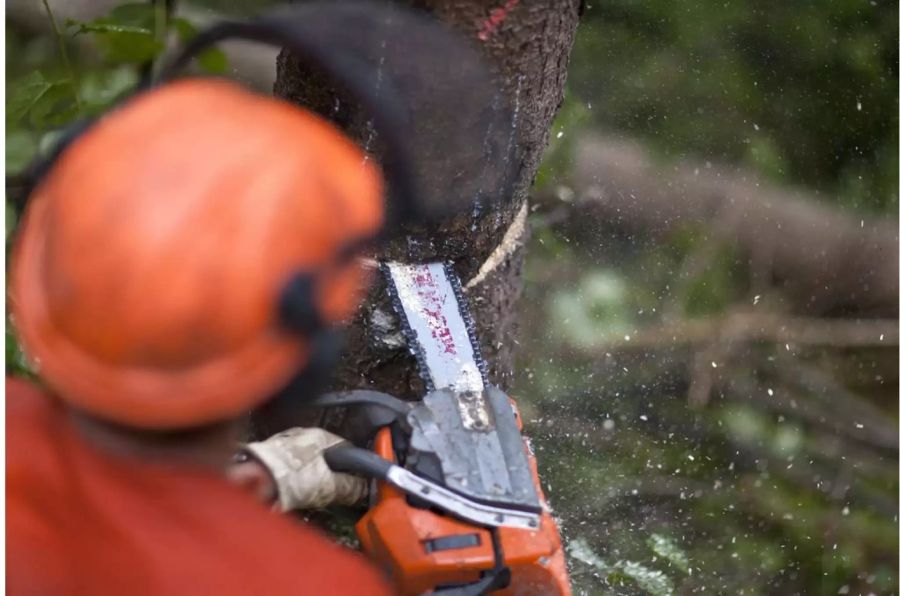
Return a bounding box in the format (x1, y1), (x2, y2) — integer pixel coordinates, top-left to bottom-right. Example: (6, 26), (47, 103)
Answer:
(6, 3), (225, 180)
(5, 3), (226, 377)
(527, 11), (897, 589)
(569, 0), (898, 214)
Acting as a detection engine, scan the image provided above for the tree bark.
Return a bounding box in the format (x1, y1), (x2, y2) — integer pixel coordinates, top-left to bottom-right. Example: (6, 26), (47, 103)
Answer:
(270, 0), (581, 428)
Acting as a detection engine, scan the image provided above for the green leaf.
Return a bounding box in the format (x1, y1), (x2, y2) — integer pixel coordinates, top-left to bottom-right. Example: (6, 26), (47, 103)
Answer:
(79, 66), (140, 112)
(7, 72), (58, 126)
(648, 534), (690, 574)
(6, 320), (34, 378)
(568, 537), (612, 575)
(37, 100), (81, 128)
(569, 537), (675, 596)
(198, 48), (228, 74)
(173, 18), (228, 74)
(549, 269), (632, 349)
(69, 3), (161, 64)
(618, 560), (674, 596)
(28, 81), (78, 129)
(172, 17), (197, 41)
(108, 2), (157, 24)
(94, 29), (161, 64)
(6, 129), (37, 175)
(68, 3), (155, 34)
(6, 200), (18, 241)
(72, 22), (152, 35)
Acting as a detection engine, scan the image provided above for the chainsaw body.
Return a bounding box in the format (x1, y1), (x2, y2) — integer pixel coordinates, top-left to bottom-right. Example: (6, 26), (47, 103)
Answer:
(321, 262), (570, 594)
(357, 399), (569, 595)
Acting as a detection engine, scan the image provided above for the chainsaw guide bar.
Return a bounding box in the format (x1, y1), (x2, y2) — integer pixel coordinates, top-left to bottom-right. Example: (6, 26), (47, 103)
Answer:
(382, 261), (489, 394)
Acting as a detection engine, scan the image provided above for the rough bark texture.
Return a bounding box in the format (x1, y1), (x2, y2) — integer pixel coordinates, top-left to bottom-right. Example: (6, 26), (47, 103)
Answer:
(271, 0), (580, 427)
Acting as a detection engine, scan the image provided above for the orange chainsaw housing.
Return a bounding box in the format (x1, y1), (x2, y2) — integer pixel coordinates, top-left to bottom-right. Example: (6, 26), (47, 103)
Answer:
(355, 401), (571, 595)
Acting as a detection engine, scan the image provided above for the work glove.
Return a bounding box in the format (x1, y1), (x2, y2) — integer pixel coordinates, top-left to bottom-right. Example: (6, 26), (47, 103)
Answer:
(243, 427), (368, 512)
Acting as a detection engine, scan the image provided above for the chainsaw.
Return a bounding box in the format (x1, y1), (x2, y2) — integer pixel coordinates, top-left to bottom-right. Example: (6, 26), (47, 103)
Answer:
(315, 261), (570, 595)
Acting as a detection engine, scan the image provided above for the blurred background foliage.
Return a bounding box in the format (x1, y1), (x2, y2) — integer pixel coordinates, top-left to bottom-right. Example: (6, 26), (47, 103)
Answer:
(527, 3), (897, 593)
(5, 1), (898, 594)
(560, 0), (898, 214)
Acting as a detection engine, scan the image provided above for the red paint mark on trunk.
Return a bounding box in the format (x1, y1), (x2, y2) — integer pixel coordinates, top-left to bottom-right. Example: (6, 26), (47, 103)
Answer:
(478, 0), (520, 42)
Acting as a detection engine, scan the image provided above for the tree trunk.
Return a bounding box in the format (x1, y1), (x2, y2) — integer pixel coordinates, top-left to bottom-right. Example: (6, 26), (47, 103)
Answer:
(269, 0), (581, 429)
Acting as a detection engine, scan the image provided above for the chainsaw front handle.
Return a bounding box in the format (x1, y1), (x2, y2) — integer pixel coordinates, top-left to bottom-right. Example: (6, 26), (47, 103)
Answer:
(323, 445), (541, 531)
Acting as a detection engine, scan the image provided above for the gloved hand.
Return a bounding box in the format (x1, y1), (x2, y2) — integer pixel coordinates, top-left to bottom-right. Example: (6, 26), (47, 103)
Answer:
(242, 428), (368, 512)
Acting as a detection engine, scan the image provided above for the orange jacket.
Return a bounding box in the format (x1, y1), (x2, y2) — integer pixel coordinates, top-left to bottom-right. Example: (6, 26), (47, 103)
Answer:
(6, 378), (391, 595)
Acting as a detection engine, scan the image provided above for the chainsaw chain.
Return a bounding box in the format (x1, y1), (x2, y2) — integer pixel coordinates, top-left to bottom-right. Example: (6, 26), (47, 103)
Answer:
(443, 260), (490, 388)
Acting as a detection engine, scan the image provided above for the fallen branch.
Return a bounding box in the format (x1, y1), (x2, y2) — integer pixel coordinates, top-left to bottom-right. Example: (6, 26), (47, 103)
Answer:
(723, 372), (898, 454)
(569, 312), (898, 352)
(775, 358), (899, 451)
(552, 133), (899, 317)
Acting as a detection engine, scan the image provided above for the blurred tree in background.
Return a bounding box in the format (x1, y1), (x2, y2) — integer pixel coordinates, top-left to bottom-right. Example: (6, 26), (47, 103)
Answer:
(5, 1), (898, 594)
(567, 0), (898, 213)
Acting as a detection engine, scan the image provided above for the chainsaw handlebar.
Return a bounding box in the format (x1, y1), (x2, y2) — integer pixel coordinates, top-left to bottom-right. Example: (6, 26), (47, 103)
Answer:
(323, 444), (393, 481)
(310, 390), (412, 417)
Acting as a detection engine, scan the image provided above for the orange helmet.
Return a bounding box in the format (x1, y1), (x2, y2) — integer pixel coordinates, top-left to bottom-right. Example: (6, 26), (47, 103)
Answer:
(10, 79), (383, 429)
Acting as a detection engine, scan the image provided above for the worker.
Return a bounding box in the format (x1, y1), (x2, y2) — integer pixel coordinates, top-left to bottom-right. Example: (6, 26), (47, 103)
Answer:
(7, 78), (392, 595)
